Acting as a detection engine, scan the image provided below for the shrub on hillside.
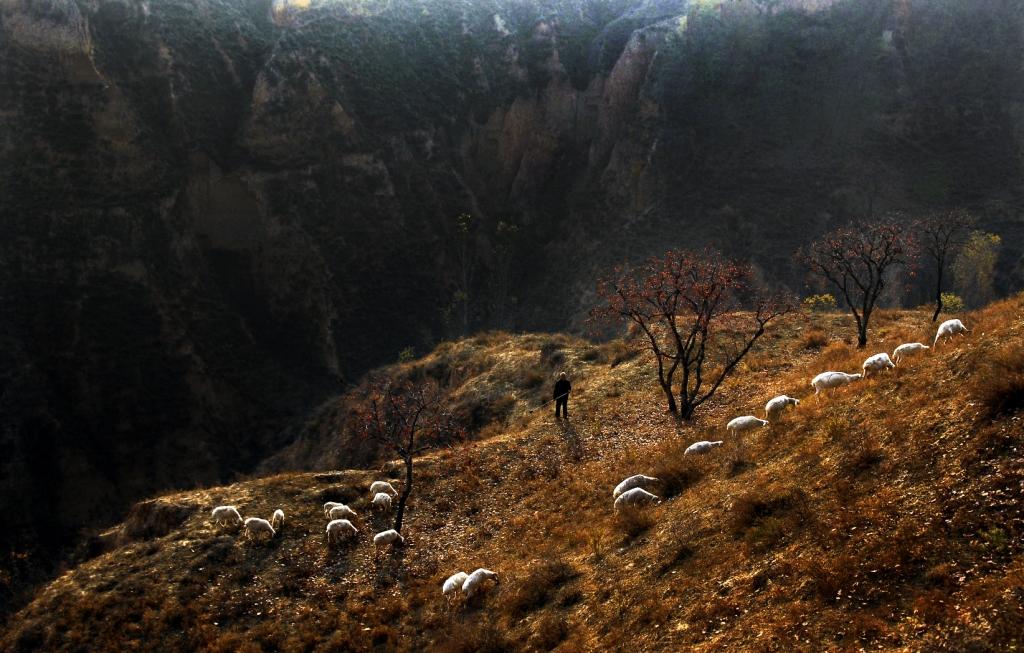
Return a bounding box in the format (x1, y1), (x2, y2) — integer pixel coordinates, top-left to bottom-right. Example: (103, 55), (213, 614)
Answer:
(940, 292), (964, 313)
(615, 508), (656, 538)
(506, 559), (576, 618)
(800, 327), (829, 350)
(649, 447), (705, 497)
(803, 293), (837, 312)
(975, 345), (1024, 417)
(435, 623), (511, 653)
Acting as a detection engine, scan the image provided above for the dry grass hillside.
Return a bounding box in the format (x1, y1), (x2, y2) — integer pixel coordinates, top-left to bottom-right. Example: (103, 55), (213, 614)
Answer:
(3, 297), (1023, 653)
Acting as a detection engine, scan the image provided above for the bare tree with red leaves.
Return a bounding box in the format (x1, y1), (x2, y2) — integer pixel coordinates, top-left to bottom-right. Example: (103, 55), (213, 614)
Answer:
(357, 377), (463, 534)
(917, 209), (976, 321)
(594, 249), (794, 420)
(799, 219), (915, 348)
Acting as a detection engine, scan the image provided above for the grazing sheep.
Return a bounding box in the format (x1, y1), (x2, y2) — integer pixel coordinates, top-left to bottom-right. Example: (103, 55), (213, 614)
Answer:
(327, 504), (357, 521)
(462, 568), (500, 599)
(893, 342), (929, 364)
(373, 529), (404, 551)
(323, 501), (346, 518)
(726, 416), (769, 435)
(243, 517), (275, 541)
(613, 487), (660, 511)
(764, 395), (800, 420)
(862, 352), (896, 377)
(371, 492), (393, 512)
(810, 371), (862, 396)
(442, 572), (470, 603)
(934, 318), (969, 348)
(326, 519), (358, 545)
(612, 474), (660, 500)
(684, 440), (724, 456)
(211, 505), (243, 528)
(370, 481), (398, 497)
(271, 509), (285, 530)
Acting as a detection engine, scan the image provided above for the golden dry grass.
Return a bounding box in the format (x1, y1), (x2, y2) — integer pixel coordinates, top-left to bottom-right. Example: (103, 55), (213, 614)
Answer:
(3, 297), (1023, 652)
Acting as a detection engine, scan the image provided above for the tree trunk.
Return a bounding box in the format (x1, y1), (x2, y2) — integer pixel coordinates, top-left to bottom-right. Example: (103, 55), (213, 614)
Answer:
(678, 395), (696, 421)
(932, 268), (944, 322)
(661, 382), (677, 414)
(394, 456), (413, 533)
(857, 328), (868, 348)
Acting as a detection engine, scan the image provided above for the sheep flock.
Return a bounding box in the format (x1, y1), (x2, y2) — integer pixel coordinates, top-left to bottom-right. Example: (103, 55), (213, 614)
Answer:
(203, 318), (970, 608)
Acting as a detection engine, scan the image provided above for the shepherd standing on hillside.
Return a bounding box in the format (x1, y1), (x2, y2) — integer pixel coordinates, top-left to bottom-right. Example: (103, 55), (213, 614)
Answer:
(554, 372), (571, 419)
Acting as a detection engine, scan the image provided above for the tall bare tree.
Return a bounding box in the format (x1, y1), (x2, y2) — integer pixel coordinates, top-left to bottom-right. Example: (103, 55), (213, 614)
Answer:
(594, 249), (793, 420)
(799, 219), (915, 348)
(357, 378), (463, 534)
(917, 209), (975, 321)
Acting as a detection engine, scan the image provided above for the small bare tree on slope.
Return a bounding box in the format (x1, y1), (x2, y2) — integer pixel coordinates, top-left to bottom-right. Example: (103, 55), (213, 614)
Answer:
(594, 249), (793, 420)
(799, 219), (915, 348)
(358, 377), (463, 534)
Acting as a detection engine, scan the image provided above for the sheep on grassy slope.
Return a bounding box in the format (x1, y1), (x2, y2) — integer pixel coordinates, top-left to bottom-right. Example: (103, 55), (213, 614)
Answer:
(371, 492), (393, 512)
(370, 481), (398, 497)
(326, 519), (358, 544)
(684, 440), (724, 456)
(764, 395), (800, 420)
(442, 572), (470, 603)
(934, 319), (969, 348)
(462, 568), (499, 599)
(726, 416), (769, 435)
(373, 529), (404, 552)
(271, 509), (285, 530)
(323, 501), (346, 518)
(243, 517), (275, 541)
(614, 487), (660, 511)
(893, 342), (929, 364)
(612, 474), (660, 499)
(811, 371), (862, 396)
(327, 504), (357, 520)
(211, 505), (243, 528)
(862, 352), (896, 377)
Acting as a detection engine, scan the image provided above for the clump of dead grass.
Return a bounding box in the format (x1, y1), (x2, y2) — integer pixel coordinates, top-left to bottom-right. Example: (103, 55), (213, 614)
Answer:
(974, 344), (1024, 418)
(505, 559), (576, 618)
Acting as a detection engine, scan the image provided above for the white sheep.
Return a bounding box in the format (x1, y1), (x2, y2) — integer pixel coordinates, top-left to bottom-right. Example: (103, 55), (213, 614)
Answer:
(323, 501), (346, 518)
(326, 519), (358, 545)
(892, 342), (929, 364)
(726, 416), (769, 435)
(370, 481), (398, 497)
(684, 440), (724, 455)
(271, 509), (285, 530)
(442, 571), (470, 604)
(211, 505), (243, 528)
(764, 395), (800, 420)
(327, 504), (357, 521)
(862, 352), (895, 377)
(934, 318), (969, 348)
(611, 474), (660, 500)
(810, 371), (862, 396)
(613, 487), (660, 511)
(371, 492), (393, 512)
(243, 517), (275, 541)
(373, 529), (404, 552)
(462, 568), (500, 599)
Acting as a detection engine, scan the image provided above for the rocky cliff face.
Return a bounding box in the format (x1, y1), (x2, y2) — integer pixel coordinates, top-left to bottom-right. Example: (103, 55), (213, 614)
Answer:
(1, 0), (1023, 585)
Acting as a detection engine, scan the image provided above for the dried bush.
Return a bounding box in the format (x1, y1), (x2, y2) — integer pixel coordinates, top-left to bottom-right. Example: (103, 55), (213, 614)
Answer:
(506, 560), (576, 618)
(975, 346), (1024, 417)
(801, 327), (829, 350)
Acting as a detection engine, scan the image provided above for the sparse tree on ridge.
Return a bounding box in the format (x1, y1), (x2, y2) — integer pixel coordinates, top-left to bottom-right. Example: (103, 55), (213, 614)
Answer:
(594, 249), (794, 420)
(357, 378), (463, 534)
(799, 219), (915, 348)
(917, 209), (975, 321)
